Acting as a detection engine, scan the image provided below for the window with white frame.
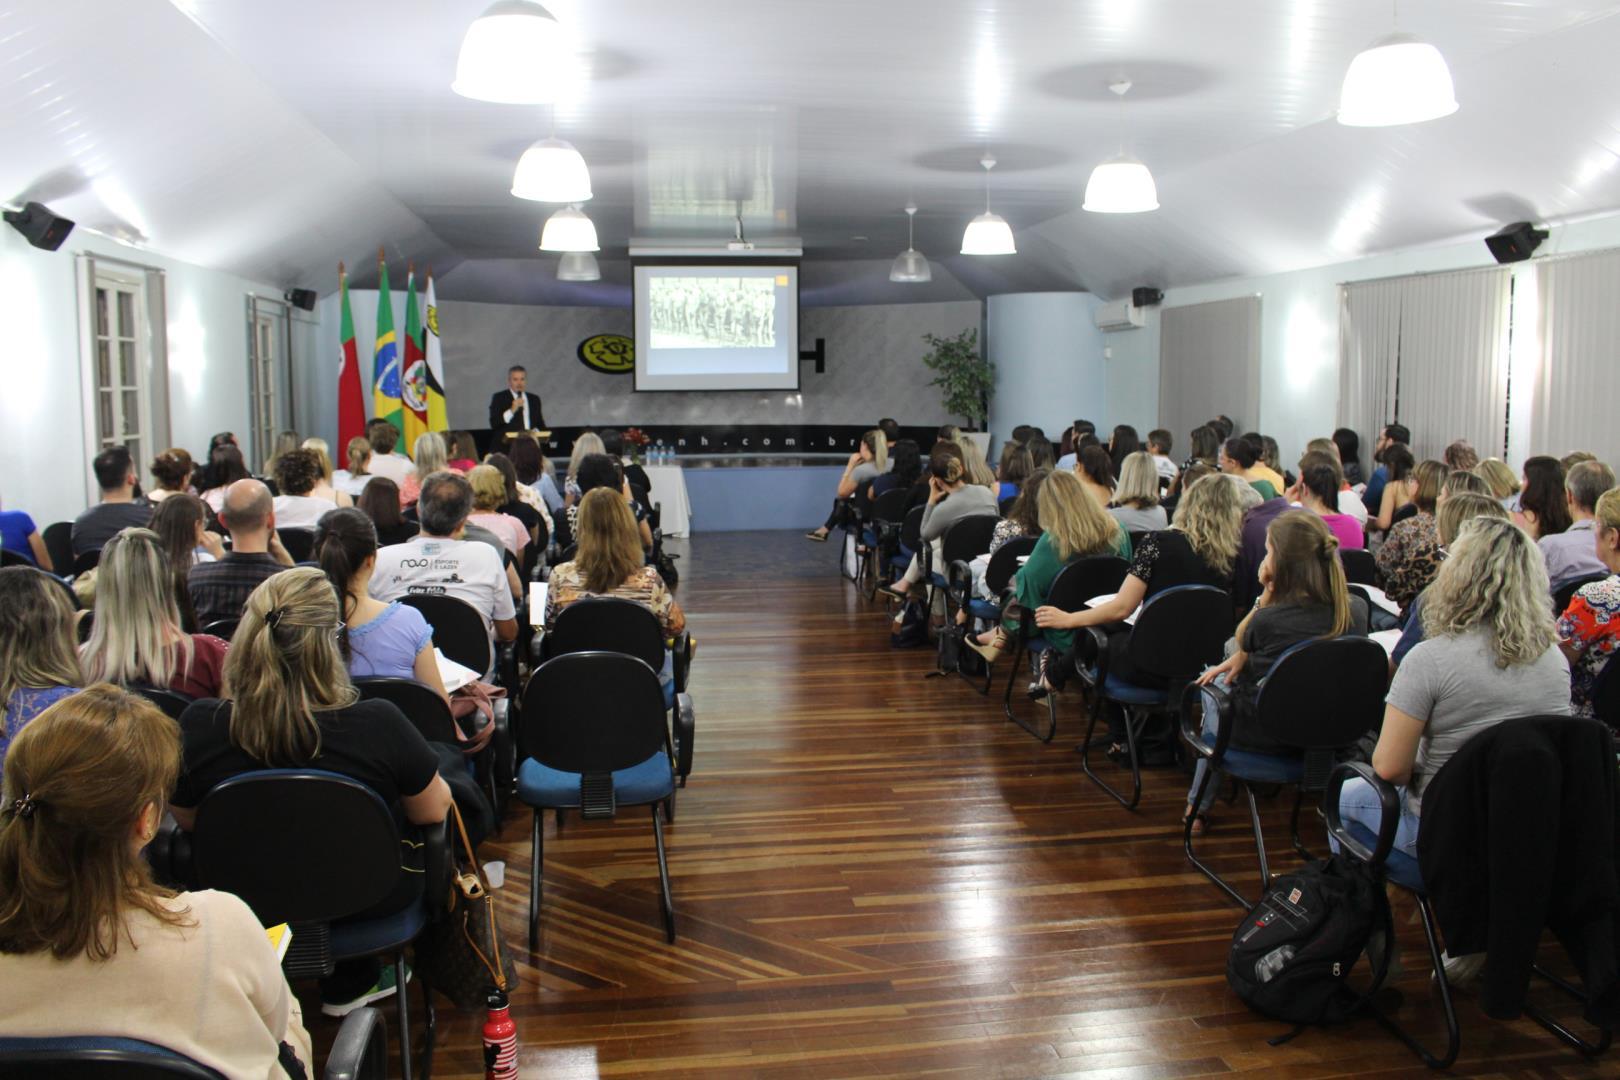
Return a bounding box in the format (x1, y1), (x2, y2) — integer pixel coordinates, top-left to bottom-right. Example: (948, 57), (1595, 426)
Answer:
(88, 267), (153, 467)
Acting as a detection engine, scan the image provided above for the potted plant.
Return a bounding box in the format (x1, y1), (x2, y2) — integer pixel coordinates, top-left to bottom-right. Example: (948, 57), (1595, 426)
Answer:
(920, 328), (994, 433)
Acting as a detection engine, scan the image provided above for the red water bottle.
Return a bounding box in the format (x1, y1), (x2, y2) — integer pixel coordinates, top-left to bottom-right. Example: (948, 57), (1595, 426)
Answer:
(482, 989), (517, 1080)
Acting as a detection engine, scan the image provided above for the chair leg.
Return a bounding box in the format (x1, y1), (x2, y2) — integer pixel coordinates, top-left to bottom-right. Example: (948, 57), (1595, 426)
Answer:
(528, 810), (543, 952)
(1245, 783), (1271, 894)
(418, 965), (436, 1080)
(664, 785), (677, 824)
(1003, 641), (1056, 742)
(1184, 764), (1252, 908)
(1288, 787), (1315, 862)
(1366, 893), (1461, 1070)
(1079, 703), (1143, 810)
(1525, 965), (1614, 1055)
(651, 805), (676, 943)
(394, 953), (413, 1080)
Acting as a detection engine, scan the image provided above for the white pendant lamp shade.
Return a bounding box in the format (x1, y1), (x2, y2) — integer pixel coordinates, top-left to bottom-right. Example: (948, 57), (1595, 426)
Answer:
(539, 205), (599, 252)
(1083, 157), (1160, 213)
(557, 251), (600, 281)
(451, 0), (564, 104)
(889, 204), (932, 282)
(961, 156), (1016, 255)
(511, 137), (593, 202)
(1337, 34), (1458, 127)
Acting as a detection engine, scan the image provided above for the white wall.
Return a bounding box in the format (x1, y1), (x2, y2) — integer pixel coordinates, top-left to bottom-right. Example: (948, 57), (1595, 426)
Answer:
(985, 292), (1106, 444)
(1102, 211), (1620, 468)
(0, 225), (280, 527)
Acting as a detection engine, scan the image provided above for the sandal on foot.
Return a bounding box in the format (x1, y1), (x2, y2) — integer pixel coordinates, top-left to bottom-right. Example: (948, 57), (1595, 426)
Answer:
(805, 530), (829, 542)
(967, 631), (1009, 664)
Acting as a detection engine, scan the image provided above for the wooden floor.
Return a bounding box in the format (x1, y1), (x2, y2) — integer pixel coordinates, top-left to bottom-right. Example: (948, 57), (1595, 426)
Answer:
(316, 530), (1607, 1078)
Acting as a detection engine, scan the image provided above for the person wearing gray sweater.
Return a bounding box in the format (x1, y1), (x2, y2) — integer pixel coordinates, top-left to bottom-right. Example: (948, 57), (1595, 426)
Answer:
(882, 444), (1000, 603)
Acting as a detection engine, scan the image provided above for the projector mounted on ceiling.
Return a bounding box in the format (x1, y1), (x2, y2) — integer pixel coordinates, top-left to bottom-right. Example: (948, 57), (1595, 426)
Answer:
(630, 214), (803, 259)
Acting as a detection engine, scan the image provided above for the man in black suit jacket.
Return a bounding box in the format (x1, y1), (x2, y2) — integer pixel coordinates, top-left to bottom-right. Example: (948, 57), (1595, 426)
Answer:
(488, 364), (546, 440)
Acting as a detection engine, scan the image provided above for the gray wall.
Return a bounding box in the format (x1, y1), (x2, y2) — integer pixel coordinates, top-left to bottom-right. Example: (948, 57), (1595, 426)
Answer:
(435, 298), (983, 429)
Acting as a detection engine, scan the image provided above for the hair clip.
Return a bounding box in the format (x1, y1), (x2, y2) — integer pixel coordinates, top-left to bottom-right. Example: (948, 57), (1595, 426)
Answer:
(264, 607), (284, 629)
(8, 794), (37, 819)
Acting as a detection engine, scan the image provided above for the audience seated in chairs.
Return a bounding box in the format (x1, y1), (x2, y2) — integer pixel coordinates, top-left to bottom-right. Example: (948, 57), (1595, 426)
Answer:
(1075, 445), (1116, 508)
(1515, 455), (1571, 541)
(1292, 457), (1364, 551)
(966, 467), (1048, 601)
(567, 452), (654, 556)
(0, 492), (53, 570)
(1361, 422), (1411, 517)
(398, 432), (448, 510)
(262, 430), (301, 478)
(146, 448), (193, 505)
(1108, 451), (1169, 534)
(151, 493), (220, 632)
(881, 442), (998, 606)
(370, 471), (519, 647)
(187, 479), (294, 628)
(1558, 487), (1620, 727)
(196, 444), (252, 516)
(1473, 456), (1520, 507)
(1169, 424), (1220, 500)
(83, 529), (229, 699)
(357, 476), (418, 546)
(996, 441), (1032, 504)
(1369, 443), (1417, 533)
(485, 450), (552, 544)
(969, 468), (1131, 665)
(1107, 425), (1141, 479)
(1033, 473), (1243, 747)
(0, 684), (315, 1077)
(1332, 427), (1364, 487)
(71, 446), (152, 558)
(363, 419), (415, 490)
(563, 431), (606, 506)
(1375, 460), (1450, 616)
(301, 437), (355, 509)
(1389, 492), (1512, 669)
(169, 569), (456, 1017)
(333, 434), (374, 499)
(1542, 459), (1615, 588)
(509, 434), (563, 517)
(446, 431), (479, 474)
(1218, 437), (1278, 502)
(806, 429), (888, 543)
(0, 567), (81, 766)
(546, 488), (686, 647)
(870, 438), (923, 505)
(1146, 429), (1178, 486)
(1442, 438), (1479, 473)
(1184, 511), (1370, 833)
(466, 464), (531, 562)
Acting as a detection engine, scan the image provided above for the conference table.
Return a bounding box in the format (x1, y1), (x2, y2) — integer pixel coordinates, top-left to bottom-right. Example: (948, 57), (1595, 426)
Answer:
(642, 454), (854, 534)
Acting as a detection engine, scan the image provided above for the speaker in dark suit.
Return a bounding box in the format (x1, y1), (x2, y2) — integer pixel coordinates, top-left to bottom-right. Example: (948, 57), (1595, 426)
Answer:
(488, 365), (546, 440)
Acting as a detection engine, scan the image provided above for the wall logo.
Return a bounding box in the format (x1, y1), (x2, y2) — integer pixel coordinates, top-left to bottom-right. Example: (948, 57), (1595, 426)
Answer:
(577, 333), (634, 375)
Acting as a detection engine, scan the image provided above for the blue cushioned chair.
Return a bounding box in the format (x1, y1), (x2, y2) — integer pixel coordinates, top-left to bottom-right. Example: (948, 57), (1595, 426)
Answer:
(0, 1008), (387, 1080)
(884, 504), (926, 587)
(189, 770), (446, 1080)
(952, 535), (1037, 695)
(1077, 584), (1233, 809)
(1002, 555), (1129, 742)
(517, 651), (679, 948)
(863, 488), (910, 600)
(923, 514), (998, 627)
(1181, 636), (1387, 906)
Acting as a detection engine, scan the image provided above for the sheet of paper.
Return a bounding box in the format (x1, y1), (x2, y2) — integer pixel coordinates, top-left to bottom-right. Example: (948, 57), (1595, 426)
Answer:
(1084, 593), (1141, 626)
(1358, 585), (1402, 617)
(435, 649), (482, 693)
(529, 581), (548, 627)
(1370, 629), (1403, 656)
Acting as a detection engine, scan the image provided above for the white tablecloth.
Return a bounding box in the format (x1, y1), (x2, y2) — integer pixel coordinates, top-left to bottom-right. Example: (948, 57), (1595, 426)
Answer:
(642, 464), (692, 537)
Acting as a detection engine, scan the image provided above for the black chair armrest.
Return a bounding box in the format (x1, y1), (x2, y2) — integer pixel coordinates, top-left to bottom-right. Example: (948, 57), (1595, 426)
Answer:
(1180, 679), (1234, 763)
(1076, 625), (1110, 687)
(324, 1006), (387, 1080)
(528, 627), (546, 665)
(490, 696), (514, 787)
(421, 818), (452, 921)
(496, 640), (519, 693)
(145, 814), (194, 890)
(673, 692), (695, 781)
(947, 558), (974, 612)
(1323, 760), (1400, 868)
(670, 631), (692, 694)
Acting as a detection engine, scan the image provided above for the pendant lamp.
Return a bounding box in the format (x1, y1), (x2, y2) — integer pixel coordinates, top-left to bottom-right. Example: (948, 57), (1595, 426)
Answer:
(889, 204), (932, 282)
(511, 136), (593, 202)
(1337, 33), (1458, 126)
(1083, 81), (1159, 214)
(451, 0), (565, 105)
(539, 205), (599, 252)
(960, 156), (1016, 255)
(557, 251), (601, 281)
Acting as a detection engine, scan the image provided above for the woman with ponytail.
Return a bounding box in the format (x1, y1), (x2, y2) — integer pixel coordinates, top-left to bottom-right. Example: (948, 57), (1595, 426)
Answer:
(1183, 511), (1370, 831)
(315, 508), (449, 704)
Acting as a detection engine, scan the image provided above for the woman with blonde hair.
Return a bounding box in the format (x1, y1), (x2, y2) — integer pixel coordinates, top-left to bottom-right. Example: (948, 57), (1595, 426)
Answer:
(81, 529), (228, 699)
(0, 685), (313, 1075)
(332, 435), (373, 499)
(565, 432), (606, 506)
(1033, 474), (1243, 719)
(466, 463), (531, 559)
(1184, 511), (1369, 830)
(954, 433), (996, 490)
(0, 568), (81, 764)
(969, 469), (1130, 662)
(1388, 492), (1512, 668)
(806, 429), (889, 542)
(1109, 451), (1168, 534)
(170, 568), (455, 1016)
(1337, 516), (1569, 860)
(1474, 457), (1520, 506)
(545, 488), (685, 636)
(300, 437), (353, 508)
(398, 431), (447, 509)
(262, 429), (300, 477)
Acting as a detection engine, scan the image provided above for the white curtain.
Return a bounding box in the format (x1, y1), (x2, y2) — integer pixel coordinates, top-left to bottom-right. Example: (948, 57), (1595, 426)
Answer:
(1530, 249), (1620, 463)
(1159, 296), (1261, 447)
(1338, 267), (1510, 466)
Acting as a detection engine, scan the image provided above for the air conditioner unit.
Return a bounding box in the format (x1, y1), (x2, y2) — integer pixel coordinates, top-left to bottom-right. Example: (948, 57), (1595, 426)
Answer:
(1094, 299), (1145, 332)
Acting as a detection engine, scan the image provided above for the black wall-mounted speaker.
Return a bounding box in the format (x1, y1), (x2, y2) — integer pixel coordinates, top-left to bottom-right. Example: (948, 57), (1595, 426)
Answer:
(3, 201), (75, 251)
(285, 288), (318, 311)
(1485, 221), (1548, 264)
(1131, 286), (1164, 308)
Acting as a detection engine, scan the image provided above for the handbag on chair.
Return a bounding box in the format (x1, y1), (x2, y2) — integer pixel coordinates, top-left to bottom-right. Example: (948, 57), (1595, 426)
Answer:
(417, 803), (519, 1008)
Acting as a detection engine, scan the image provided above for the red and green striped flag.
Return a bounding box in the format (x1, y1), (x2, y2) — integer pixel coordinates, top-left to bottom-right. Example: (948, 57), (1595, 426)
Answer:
(336, 262), (367, 451)
(372, 249), (403, 437)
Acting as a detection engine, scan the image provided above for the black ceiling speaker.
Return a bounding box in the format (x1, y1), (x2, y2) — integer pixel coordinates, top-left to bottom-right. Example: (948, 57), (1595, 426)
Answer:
(1132, 286), (1164, 308)
(285, 288), (318, 311)
(3, 201), (75, 251)
(1485, 221), (1548, 264)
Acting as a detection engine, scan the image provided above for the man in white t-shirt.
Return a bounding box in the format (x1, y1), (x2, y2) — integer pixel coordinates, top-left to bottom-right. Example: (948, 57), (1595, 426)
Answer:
(370, 471), (517, 644)
(1146, 429), (1179, 485)
(363, 419), (416, 488)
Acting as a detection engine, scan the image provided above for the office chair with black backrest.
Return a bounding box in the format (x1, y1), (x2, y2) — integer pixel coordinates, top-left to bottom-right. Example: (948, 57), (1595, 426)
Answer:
(72, 549), (100, 576)
(924, 514), (999, 630)
(127, 685), (195, 723)
(0, 548), (32, 568)
(1001, 555), (1129, 742)
(1077, 584), (1233, 810)
(953, 535), (1038, 695)
(862, 488), (910, 600)
(42, 522), (74, 579)
(1554, 572), (1610, 619)
(276, 528), (316, 564)
(1341, 547), (1378, 587)
(199, 618), (239, 642)
(189, 771), (449, 1080)
(352, 677), (460, 745)
(1181, 636), (1388, 906)
(516, 652), (679, 948)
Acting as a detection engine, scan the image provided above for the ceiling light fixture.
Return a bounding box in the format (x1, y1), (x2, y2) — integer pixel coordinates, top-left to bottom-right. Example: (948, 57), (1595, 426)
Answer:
(1337, 32), (1458, 126)
(557, 251), (601, 281)
(1083, 80), (1159, 214)
(511, 135), (593, 202)
(539, 204), (599, 252)
(889, 204), (932, 282)
(451, 0), (565, 105)
(961, 156), (1016, 255)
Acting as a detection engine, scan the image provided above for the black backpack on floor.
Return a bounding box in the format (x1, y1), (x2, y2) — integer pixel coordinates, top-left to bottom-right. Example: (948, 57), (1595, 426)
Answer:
(1227, 855), (1393, 1034)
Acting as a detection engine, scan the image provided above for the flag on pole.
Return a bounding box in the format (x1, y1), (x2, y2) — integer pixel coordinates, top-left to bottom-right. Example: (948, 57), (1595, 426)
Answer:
(401, 265), (429, 448)
(424, 271), (448, 432)
(372, 250), (403, 437)
(336, 262), (367, 452)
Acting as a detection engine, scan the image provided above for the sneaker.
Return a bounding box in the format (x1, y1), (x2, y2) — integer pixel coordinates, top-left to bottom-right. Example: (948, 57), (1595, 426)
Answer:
(321, 963), (411, 1017)
(1437, 950), (1485, 988)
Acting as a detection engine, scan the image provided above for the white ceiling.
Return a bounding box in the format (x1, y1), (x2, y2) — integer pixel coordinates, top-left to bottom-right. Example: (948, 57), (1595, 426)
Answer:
(5, 0), (1620, 302)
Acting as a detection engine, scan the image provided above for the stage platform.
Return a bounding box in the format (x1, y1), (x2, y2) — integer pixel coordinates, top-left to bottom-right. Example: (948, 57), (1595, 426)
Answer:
(654, 454), (847, 533)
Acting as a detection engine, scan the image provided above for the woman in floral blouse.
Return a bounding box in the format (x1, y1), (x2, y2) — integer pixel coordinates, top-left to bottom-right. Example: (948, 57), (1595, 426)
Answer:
(1559, 488), (1620, 726)
(545, 487), (684, 638)
(1375, 459), (1449, 615)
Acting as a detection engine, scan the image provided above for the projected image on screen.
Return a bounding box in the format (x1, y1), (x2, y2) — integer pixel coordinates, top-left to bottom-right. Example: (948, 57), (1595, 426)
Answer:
(650, 277), (776, 349)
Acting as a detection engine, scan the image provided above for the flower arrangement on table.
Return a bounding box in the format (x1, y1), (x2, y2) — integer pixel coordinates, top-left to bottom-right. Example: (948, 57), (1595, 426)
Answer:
(622, 427), (651, 462)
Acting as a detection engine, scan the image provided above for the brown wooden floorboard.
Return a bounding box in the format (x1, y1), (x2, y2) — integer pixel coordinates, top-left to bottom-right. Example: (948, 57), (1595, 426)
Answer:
(305, 530), (1609, 1078)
